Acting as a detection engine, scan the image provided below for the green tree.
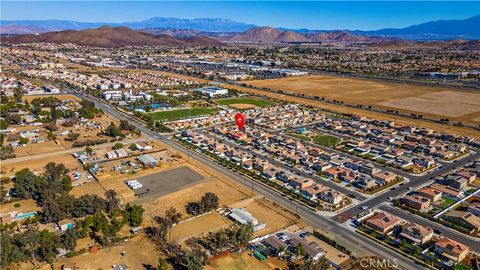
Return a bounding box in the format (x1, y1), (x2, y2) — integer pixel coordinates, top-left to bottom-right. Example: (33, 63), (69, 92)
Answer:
(123, 203), (145, 227)
(13, 87), (23, 103)
(112, 143), (124, 150)
(157, 257), (168, 270)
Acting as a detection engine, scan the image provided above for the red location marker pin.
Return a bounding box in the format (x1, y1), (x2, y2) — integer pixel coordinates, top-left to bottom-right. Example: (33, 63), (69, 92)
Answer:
(235, 113), (245, 129)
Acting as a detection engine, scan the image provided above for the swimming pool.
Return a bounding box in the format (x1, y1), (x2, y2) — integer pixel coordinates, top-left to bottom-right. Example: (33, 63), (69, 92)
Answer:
(15, 211), (37, 220)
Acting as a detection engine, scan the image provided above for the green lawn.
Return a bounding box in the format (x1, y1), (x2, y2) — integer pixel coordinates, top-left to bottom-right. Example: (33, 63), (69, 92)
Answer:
(216, 98), (273, 107)
(439, 196), (457, 209)
(313, 135), (341, 147)
(148, 108), (217, 121)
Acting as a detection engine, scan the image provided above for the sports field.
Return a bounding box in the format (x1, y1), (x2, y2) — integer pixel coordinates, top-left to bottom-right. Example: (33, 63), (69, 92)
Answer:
(148, 107), (217, 121)
(313, 135), (341, 147)
(216, 97), (274, 109)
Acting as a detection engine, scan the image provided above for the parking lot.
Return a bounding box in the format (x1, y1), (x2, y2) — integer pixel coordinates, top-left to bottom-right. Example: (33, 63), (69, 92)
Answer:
(126, 166), (204, 199)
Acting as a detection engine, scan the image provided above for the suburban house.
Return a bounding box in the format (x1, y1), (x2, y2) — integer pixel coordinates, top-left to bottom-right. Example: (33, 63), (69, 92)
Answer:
(468, 203), (480, 216)
(263, 236), (288, 256)
(444, 210), (480, 233)
(290, 177), (314, 190)
(433, 237), (469, 262)
(417, 186), (443, 202)
(301, 184), (328, 201)
(399, 223), (433, 244)
(373, 171), (397, 185)
(431, 183), (463, 198)
(289, 237), (324, 261)
(365, 212), (400, 234)
(404, 194), (431, 212)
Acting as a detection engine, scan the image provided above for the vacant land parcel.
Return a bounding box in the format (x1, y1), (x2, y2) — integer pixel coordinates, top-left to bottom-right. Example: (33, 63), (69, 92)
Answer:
(246, 75), (480, 123)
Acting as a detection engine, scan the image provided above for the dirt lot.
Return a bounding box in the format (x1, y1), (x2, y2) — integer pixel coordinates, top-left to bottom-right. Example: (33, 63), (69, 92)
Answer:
(224, 83), (480, 138)
(14, 140), (66, 157)
(227, 197), (300, 236)
(229, 103), (257, 109)
(378, 91), (480, 117)
(170, 212), (229, 243)
(1, 153), (83, 177)
(206, 250), (287, 270)
(141, 176), (249, 223)
(246, 75), (478, 106)
(0, 199), (40, 216)
(69, 181), (107, 198)
(22, 94), (81, 103)
(52, 235), (161, 270)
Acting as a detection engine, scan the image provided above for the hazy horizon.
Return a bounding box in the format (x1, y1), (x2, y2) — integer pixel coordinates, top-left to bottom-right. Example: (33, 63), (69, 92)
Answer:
(1, 1), (479, 31)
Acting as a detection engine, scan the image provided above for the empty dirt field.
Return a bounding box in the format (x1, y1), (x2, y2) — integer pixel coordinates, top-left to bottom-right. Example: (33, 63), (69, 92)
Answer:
(378, 91), (480, 117)
(52, 235), (161, 270)
(245, 75), (480, 125)
(224, 83), (480, 138)
(206, 250), (287, 270)
(170, 212), (229, 243)
(22, 94), (81, 103)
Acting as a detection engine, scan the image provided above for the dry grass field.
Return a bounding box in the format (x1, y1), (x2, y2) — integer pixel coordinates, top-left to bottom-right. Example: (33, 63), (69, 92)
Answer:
(378, 91), (480, 117)
(22, 94), (81, 103)
(206, 251), (287, 270)
(1, 153), (83, 177)
(52, 235), (161, 270)
(170, 212), (229, 243)
(229, 103), (257, 109)
(224, 83), (480, 138)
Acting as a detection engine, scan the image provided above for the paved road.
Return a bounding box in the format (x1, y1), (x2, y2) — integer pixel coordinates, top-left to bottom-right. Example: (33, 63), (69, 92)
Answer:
(338, 150), (480, 219)
(380, 205), (480, 253)
(69, 90), (426, 270)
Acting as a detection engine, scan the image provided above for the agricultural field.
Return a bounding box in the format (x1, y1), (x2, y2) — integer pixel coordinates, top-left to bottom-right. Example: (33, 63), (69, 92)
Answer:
(148, 107), (217, 121)
(246, 75), (480, 125)
(223, 83), (480, 138)
(215, 97), (274, 109)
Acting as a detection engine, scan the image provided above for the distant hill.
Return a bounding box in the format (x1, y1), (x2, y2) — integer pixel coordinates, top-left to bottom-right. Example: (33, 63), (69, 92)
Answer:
(225, 27), (391, 44)
(369, 39), (480, 50)
(227, 27), (307, 43)
(0, 17), (256, 33)
(2, 26), (224, 47)
(0, 25), (49, 35)
(356, 15), (480, 40)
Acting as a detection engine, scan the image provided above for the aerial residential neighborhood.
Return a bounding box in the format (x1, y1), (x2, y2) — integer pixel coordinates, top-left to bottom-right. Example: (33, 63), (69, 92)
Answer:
(1, 2), (479, 270)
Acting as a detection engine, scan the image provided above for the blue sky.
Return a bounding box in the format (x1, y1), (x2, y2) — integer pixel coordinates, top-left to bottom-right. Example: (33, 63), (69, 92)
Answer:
(1, 1), (479, 30)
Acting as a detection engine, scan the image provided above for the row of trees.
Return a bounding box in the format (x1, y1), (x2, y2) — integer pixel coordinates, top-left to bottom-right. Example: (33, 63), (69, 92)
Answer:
(185, 192), (219, 216)
(105, 120), (141, 138)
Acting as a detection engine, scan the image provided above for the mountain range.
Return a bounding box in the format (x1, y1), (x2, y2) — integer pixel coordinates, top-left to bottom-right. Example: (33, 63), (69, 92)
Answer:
(2, 26), (224, 47)
(1, 15), (479, 40)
